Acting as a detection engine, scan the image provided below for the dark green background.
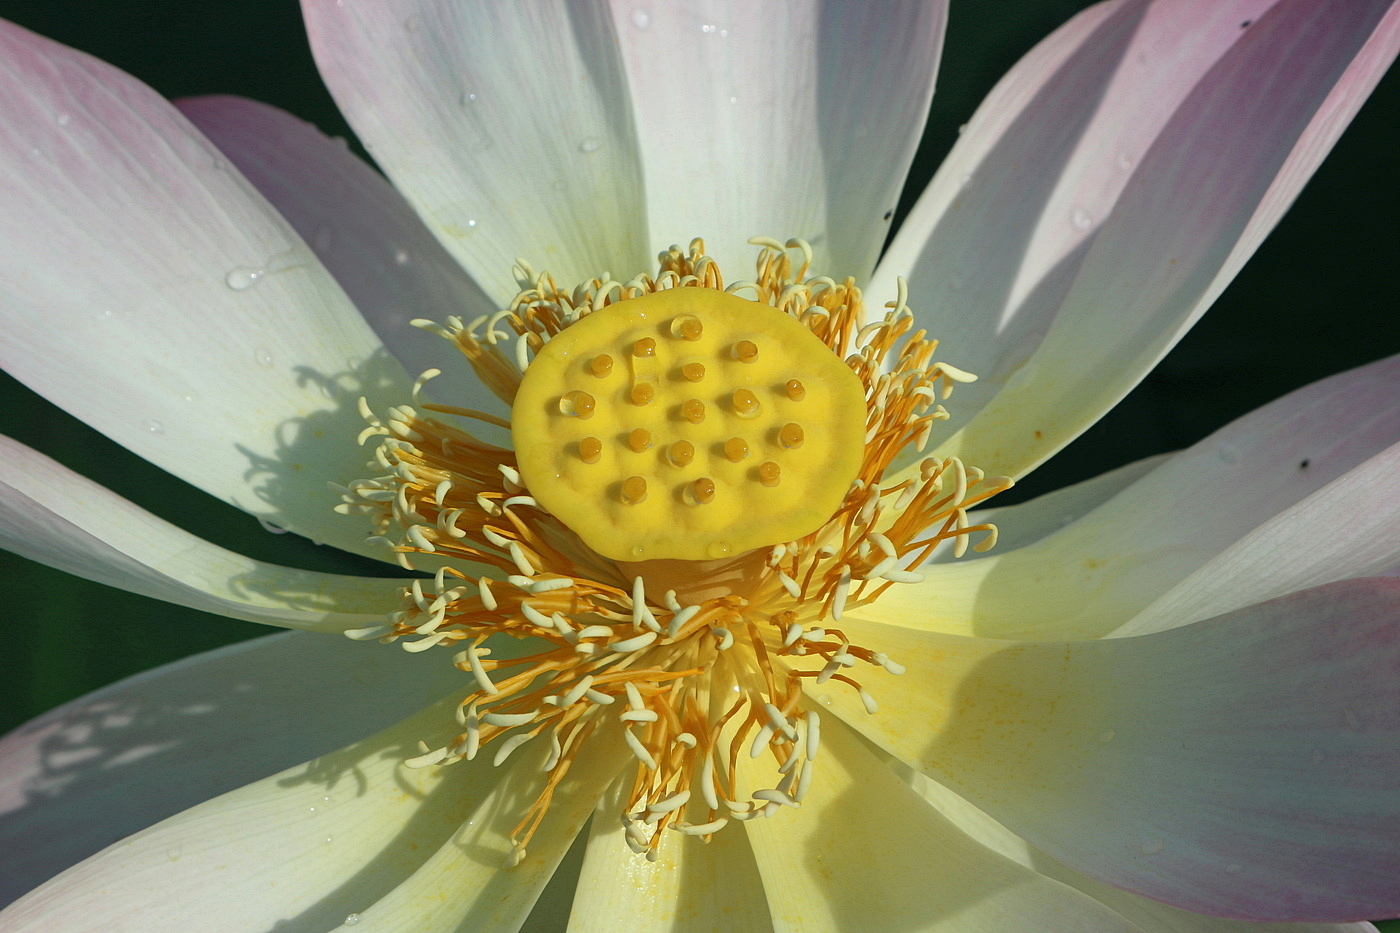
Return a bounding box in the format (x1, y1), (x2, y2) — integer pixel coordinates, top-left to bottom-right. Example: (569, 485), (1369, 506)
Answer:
(0, 2), (1397, 925)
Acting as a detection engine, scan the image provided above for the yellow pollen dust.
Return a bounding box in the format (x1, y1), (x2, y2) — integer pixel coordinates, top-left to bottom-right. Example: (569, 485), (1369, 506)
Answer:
(511, 287), (868, 560)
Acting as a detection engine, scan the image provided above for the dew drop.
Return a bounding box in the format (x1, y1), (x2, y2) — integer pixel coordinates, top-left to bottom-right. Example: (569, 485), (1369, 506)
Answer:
(254, 347), (275, 368)
(728, 96), (738, 105)
(344, 915), (361, 927)
(308, 806), (317, 814)
(394, 248), (411, 266)
(958, 172), (972, 190)
(957, 122), (968, 135)
(1116, 151), (1134, 171)
(1217, 444), (1241, 465)
(324, 835), (333, 845)
(182, 391), (197, 403)
(631, 7), (650, 28)
(460, 91), (478, 106)
(55, 112), (71, 127)
(1098, 729), (1115, 743)
(225, 266), (264, 290)
(1072, 207), (1093, 230)
(144, 419), (164, 434)
(1141, 839), (1164, 854)
(579, 137), (602, 154)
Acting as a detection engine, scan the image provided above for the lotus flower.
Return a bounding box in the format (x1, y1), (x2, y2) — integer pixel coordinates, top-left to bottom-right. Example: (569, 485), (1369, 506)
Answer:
(1, 2), (1398, 931)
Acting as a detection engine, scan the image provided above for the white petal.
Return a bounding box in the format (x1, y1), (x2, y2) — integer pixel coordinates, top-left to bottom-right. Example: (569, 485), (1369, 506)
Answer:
(0, 21), (413, 559)
(739, 715), (1144, 932)
(877, 0), (1400, 479)
(873, 353), (1400, 639)
(812, 581), (1400, 921)
(0, 631), (464, 908)
(177, 95), (503, 418)
(304, 0), (652, 304)
(0, 694), (526, 932)
(565, 773), (769, 932)
(608, 0), (947, 278)
(912, 775), (1381, 933)
(1119, 441), (1400, 635)
(0, 434), (404, 630)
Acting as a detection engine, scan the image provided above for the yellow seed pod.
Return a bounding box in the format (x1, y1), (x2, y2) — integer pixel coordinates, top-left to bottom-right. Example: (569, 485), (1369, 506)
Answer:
(511, 287), (866, 560)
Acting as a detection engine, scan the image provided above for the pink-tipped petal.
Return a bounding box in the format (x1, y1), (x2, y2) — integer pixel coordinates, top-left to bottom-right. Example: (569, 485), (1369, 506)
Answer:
(177, 95), (502, 418)
(0, 632), (463, 909)
(0, 434), (406, 631)
(0, 21), (413, 560)
(877, 0), (1400, 479)
(303, 0), (652, 304)
(878, 353), (1400, 640)
(820, 578), (1400, 921)
(607, 0), (946, 279)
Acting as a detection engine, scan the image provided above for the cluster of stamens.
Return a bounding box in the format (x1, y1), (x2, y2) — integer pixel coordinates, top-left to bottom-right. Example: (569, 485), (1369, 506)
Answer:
(333, 238), (1009, 864)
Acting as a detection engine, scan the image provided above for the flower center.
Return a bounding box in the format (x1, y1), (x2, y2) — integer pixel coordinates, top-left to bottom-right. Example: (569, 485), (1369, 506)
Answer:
(336, 238), (1010, 865)
(511, 287), (868, 561)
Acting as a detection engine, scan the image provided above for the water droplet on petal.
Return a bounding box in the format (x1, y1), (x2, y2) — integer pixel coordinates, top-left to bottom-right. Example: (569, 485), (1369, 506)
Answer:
(579, 137), (602, 153)
(143, 419), (164, 434)
(225, 266), (264, 290)
(344, 915), (361, 927)
(1217, 444), (1241, 465)
(631, 7), (650, 28)
(55, 113), (71, 127)
(1072, 207), (1093, 230)
(1116, 151), (1134, 170)
(460, 91), (478, 106)
(394, 248), (411, 266)
(254, 347), (274, 368)
(957, 122), (968, 135)
(1098, 729), (1115, 743)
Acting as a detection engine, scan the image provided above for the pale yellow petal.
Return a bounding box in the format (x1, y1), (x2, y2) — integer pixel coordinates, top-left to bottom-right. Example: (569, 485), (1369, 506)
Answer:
(566, 774), (770, 933)
(738, 715), (1140, 932)
(350, 726), (629, 932)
